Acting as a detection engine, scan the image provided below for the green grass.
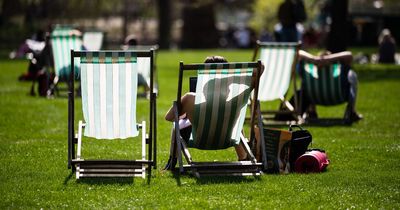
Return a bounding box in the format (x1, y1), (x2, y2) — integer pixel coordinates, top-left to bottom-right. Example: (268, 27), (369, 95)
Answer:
(1, 50), (400, 209)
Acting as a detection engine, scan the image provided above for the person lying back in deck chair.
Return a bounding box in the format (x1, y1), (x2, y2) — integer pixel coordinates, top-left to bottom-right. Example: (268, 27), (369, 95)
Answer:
(297, 50), (363, 122)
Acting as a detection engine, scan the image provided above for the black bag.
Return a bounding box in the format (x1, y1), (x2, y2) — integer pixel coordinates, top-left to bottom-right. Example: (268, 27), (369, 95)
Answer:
(289, 125), (312, 172)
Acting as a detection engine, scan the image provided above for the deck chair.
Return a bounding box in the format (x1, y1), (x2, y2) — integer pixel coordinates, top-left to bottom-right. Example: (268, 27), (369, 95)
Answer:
(165, 61), (266, 177)
(83, 31), (104, 51)
(122, 45), (159, 97)
(68, 50), (156, 179)
(252, 41), (301, 124)
(49, 25), (83, 96)
(299, 61), (352, 124)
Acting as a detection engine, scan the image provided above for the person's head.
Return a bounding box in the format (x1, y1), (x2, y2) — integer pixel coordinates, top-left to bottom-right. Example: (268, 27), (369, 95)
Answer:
(204, 55), (227, 63)
(379, 28), (394, 44)
(124, 34), (138, 46)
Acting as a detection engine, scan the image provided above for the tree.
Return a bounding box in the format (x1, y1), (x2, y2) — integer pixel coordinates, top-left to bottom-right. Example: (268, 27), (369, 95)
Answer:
(249, 0), (281, 34)
(157, 0), (171, 49)
(181, 0), (219, 48)
(327, 0), (349, 53)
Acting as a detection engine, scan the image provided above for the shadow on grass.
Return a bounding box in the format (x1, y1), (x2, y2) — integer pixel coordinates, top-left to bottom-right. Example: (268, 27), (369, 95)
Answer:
(63, 171), (143, 185)
(264, 118), (353, 128)
(301, 118), (352, 127)
(76, 178), (135, 185)
(356, 69), (400, 81)
(195, 175), (260, 185)
(169, 170), (260, 185)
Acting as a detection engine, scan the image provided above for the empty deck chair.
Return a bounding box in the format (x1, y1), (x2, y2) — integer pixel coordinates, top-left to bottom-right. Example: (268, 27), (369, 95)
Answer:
(122, 45), (159, 96)
(83, 31), (104, 51)
(165, 61), (266, 177)
(252, 41), (301, 123)
(49, 26), (83, 96)
(68, 50), (156, 179)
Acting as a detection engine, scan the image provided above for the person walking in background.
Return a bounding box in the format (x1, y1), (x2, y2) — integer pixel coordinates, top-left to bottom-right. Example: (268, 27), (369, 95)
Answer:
(378, 28), (396, 64)
(277, 0), (307, 42)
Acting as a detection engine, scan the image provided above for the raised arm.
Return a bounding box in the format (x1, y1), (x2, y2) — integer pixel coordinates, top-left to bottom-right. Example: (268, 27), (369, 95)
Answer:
(299, 50), (353, 66)
(298, 50), (319, 63)
(320, 51), (353, 65)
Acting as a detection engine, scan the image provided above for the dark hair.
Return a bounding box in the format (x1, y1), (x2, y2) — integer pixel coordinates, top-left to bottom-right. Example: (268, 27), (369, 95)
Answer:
(204, 55), (227, 63)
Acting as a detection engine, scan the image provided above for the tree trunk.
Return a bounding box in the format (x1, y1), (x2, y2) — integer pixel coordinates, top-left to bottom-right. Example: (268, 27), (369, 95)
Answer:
(327, 0), (348, 53)
(157, 0), (171, 49)
(181, 1), (219, 49)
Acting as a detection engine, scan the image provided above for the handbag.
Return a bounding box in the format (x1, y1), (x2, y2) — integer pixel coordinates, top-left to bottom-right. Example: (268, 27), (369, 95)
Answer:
(289, 125), (312, 172)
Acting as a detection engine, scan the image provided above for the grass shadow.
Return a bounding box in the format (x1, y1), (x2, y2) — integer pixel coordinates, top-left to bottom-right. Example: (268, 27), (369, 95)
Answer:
(76, 177), (135, 185)
(195, 175), (260, 185)
(356, 69), (400, 82)
(302, 118), (352, 127)
(63, 170), (137, 186)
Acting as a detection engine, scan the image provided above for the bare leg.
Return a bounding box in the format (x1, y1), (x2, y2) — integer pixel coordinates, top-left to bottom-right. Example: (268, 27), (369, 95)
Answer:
(235, 144), (247, 161)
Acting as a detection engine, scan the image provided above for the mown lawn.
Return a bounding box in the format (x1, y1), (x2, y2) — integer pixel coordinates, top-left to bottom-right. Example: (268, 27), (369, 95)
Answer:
(0, 49), (399, 209)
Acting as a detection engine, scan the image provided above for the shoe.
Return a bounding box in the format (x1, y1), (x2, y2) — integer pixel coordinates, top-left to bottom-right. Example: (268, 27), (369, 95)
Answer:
(350, 112), (363, 122)
(307, 111), (318, 120)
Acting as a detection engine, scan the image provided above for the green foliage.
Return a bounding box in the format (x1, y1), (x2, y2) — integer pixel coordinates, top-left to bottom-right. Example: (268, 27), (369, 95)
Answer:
(249, 0), (281, 33)
(0, 50), (400, 209)
(249, 0), (319, 35)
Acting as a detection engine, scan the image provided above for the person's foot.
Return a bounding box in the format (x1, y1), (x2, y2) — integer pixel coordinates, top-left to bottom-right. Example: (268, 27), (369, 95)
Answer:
(350, 112), (363, 122)
(307, 111), (318, 120)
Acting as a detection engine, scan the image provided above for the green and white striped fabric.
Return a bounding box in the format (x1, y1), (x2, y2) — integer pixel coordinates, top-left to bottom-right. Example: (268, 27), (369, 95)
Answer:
(80, 52), (139, 139)
(51, 26), (82, 80)
(258, 45), (296, 101)
(189, 63), (254, 150)
(302, 62), (349, 105)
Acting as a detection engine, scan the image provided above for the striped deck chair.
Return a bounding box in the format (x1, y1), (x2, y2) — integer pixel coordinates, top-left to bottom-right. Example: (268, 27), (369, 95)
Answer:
(300, 61), (350, 122)
(252, 41), (301, 123)
(123, 45), (159, 97)
(49, 26), (83, 96)
(83, 31), (104, 51)
(68, 50), (156, 179)
(165, 61), (266, 177)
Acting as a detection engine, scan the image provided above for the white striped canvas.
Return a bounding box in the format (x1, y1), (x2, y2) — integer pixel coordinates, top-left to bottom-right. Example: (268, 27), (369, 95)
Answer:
(258, 47), (295, 101)
(80, 59), (139, 139)
(51, 29), (82, 78)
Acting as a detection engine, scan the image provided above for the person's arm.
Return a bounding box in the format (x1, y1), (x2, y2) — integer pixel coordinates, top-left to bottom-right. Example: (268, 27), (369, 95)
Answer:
(165, 105), (175, 122)
(164, 93), (195, 122)
(320, 51), (353, 65)
(298, 50), (318, 63)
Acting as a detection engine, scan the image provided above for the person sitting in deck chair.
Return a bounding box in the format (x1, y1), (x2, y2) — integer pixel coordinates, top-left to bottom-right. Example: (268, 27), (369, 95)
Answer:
(165, 55), (263, 161)
(297, 50), (363, 122)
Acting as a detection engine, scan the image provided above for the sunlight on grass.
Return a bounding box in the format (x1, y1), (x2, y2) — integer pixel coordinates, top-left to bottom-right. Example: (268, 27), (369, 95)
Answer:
(0, 51), (399, 209)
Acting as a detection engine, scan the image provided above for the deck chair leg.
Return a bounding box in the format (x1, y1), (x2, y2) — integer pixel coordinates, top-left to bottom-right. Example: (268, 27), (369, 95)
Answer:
(176, 129), (184, 174)
(141, 121), (146, 179)
(257, 103), (268, 170)
(75, 120), (84, 179)
(163, 126), (178, 170)
(180, 140), (192, 164)
(240, 133), (256, 163)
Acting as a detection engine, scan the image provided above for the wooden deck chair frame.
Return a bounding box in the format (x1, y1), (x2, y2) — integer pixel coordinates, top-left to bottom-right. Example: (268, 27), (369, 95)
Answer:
(68, 50), (157, 179)
(166, 61), (267, 177)
(252, 41), (302, 124)
(48, 26), (83, 97)
(299, 60), (352, 125)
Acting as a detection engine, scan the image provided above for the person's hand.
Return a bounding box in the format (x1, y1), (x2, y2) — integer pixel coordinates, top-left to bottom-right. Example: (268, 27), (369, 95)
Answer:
(70, 30), (82, 37)
(315, 56), (329, 68)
